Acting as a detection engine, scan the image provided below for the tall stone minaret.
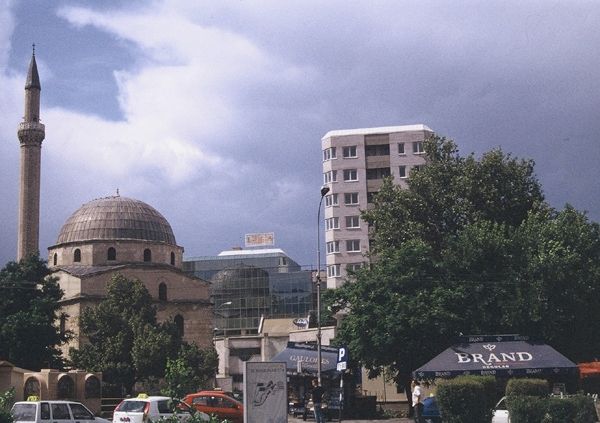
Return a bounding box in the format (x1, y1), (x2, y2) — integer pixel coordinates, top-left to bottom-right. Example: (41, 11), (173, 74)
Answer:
(17, 46), (45, 261)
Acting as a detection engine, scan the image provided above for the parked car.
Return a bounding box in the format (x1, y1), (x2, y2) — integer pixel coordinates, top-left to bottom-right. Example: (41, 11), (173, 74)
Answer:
(12, 399), (110, 423)
(113, 395), (209, 423)
(182, 390), (243, 423)
(492, 396), (510, 423)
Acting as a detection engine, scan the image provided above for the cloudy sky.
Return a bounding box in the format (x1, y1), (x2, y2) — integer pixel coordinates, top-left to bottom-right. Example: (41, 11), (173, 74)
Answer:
(1, 0), (600, 268)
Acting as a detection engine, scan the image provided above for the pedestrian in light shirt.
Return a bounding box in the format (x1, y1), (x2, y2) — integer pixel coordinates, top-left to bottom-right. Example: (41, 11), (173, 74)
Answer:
(411, 379), (423, 423)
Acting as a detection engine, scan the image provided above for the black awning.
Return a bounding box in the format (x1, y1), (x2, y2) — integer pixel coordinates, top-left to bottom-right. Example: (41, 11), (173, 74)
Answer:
(413, 336), (578, 378)
(271, 342), (338, 374)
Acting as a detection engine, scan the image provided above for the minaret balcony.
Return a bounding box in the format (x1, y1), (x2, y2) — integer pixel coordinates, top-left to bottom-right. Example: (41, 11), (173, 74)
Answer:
(18, 121), (45, 145)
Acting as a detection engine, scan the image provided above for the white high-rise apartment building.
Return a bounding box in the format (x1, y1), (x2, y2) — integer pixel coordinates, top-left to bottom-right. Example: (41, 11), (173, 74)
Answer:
(321, 124), (434, 289)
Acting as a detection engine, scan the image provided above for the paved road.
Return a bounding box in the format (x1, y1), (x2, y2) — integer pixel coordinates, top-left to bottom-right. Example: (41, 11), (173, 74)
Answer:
(288, 417), (413, 423)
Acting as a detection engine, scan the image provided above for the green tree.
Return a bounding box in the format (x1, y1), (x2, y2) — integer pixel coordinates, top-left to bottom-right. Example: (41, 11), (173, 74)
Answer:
(70, 274), (182, 393)
(162, 343), (219, 399)
(0, 388), (14, 423)
(0, 255), (68, 370)
(328, 136), (600, 395)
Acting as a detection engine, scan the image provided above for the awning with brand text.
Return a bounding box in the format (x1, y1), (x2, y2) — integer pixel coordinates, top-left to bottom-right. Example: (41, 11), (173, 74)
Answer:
(413, 335), (578, 379)
(270, 342), (338, 374)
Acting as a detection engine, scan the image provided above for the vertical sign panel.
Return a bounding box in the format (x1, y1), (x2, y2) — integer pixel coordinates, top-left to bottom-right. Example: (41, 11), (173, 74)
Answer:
(244, 361), (287, 423)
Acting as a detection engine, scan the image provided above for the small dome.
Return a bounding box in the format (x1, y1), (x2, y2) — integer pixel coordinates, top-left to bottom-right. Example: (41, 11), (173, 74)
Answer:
(56, 196), (177, 245)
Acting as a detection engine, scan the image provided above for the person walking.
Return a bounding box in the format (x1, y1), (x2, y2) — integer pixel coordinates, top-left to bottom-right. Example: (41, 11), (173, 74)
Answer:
(411, 379), (424, 423)
(311, 379), (326, 423)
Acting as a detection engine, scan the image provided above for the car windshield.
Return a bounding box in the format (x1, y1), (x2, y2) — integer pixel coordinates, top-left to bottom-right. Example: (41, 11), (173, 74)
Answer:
(117, 401), (146, 412)
(12, 404), (37, 421)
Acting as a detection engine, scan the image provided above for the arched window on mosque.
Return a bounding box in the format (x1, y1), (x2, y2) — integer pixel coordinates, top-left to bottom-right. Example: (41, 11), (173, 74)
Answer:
(170, 252), (175, 266)
(174, 315), (184, 337)
(107, 247), (116, 261)
(84, 375), (101, 398)
(53, 253), (57, 266)
(59, 314), (67, 337)
(73, 249), (81, 263)
(23, 377), (40, 399)
(57, 375), (74, 399)
(158, 283), (167, 302)
(144, 249), (152, 262)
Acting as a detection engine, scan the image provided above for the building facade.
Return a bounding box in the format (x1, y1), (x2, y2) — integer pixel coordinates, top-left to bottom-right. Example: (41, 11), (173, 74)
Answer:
(321, 125), (434, 288)
(184, 248), (314, 336)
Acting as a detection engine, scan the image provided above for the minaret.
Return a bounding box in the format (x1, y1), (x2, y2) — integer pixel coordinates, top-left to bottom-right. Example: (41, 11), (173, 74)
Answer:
(17, 46), (45, 261)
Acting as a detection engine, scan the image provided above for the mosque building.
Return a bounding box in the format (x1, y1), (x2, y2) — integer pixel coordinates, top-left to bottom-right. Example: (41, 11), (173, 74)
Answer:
(16, 50), (213, 358)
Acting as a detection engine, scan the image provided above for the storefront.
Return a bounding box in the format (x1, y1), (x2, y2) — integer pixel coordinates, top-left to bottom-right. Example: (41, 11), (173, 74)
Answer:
(271, 342), (340, 417)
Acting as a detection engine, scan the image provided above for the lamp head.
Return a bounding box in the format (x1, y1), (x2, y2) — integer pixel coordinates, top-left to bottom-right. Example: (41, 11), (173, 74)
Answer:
(320, 186), (330, 197)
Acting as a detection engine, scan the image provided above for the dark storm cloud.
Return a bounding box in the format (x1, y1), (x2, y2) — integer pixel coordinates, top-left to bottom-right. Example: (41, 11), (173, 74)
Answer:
(2, 1), (600, 267)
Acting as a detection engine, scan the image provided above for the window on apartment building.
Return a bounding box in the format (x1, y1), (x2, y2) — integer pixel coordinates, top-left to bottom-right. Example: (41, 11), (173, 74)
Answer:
(347, 263), (363, 272)
(346, 239), (361, 252)
(325, 193), (338, 207)
(323, 147), (336, 161)
(326, 241), (340, 254)
(413, 141), (424, 154)
(346, 215), (360, 228)
(367, 191), (379, 203)
(327, 264), (341, 278)
(326, 217), (340, 230)
(343, 168), (358, 181)
(344, 192), (359, 205)
(323, 170), (337, 184)
(398, 143), (405, 155)
(411, 165), (424, 175)
(365, 144), (390, 156)
(343, 145), (357, 158)
(366, 167), (391, 180)
(399, 165), (407, 178)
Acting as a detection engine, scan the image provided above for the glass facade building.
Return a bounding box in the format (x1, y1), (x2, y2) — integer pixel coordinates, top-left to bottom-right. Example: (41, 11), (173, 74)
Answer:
(184, 248), (314, 336)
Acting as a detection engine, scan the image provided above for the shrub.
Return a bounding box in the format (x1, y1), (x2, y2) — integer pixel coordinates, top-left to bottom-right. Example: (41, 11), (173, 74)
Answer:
(508, 394), (597, 423)
(436, 376), (489, 423)
(507, 395), (547, 423)
(0, 389), (14, 423)
(506, 378), (549, 397)
(571, 395), (598, 423)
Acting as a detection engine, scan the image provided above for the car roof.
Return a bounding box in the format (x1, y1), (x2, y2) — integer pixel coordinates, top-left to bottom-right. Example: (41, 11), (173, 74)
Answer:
(122, 396), (171, 401)
(14, 401), (80, 404)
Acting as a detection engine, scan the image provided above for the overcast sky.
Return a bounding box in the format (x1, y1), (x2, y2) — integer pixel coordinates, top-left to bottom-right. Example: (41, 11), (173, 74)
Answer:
(1, 0), (600, 268)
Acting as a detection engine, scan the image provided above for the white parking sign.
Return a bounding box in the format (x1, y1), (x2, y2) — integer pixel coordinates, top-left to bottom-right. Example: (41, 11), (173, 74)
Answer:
(336, 346), (348, 371)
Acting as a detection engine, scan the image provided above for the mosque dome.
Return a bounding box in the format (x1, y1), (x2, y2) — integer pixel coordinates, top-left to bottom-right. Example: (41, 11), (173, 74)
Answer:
(55, 196), (177, 245)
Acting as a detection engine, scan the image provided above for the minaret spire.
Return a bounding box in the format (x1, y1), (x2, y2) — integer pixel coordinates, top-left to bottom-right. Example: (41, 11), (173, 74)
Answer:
(17, 47), (46, 261)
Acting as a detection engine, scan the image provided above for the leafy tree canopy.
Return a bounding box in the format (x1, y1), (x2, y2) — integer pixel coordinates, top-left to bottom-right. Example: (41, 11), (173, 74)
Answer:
(162, 343), (219, 399)
(327, 136), (600, 393)
(0, 255), (68, 370)
(70, 274), (217, 394)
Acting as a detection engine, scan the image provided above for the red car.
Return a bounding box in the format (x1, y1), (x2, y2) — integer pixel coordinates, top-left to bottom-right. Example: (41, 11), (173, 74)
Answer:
(182, 391), (243, 423)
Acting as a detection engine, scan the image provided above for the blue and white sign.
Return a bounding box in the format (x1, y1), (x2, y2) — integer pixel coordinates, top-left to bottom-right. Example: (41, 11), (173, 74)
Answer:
(336, 346), (348, 371)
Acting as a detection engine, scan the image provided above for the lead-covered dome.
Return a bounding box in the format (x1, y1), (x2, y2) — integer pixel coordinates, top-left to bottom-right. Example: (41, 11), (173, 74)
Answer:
(56, 196), (177, 245)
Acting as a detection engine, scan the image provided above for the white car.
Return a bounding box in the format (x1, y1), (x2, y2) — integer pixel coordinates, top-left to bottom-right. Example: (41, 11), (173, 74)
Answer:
(492, 397), (509, 423)
(112, 395), (209, 423)
(11, 399), (110, 423)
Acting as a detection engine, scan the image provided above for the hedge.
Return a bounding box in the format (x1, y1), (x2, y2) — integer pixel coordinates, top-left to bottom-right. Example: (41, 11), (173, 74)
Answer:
(507, 394), (597, 423)
(436, 376), (494, 423)
(506, 378), (549, 397)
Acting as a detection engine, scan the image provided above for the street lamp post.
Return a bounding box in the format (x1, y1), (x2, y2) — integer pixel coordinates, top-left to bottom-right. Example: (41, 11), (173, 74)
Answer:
(317, 185), (330, 384)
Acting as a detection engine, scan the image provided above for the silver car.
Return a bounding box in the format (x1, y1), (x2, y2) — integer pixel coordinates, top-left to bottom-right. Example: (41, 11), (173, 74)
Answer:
(12, 400), (111, 423)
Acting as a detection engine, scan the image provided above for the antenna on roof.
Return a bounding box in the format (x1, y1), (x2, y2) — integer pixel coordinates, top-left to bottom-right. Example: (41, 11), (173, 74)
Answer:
(116, 188), (120, 196)
(32, 43), (36, 56)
